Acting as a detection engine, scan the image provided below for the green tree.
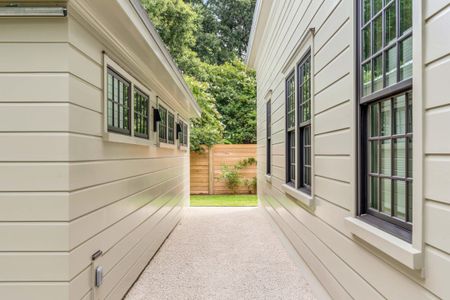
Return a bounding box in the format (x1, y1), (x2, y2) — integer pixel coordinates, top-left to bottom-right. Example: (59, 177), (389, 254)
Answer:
(184, 76), (224, 151)
(206, 59), (256, 144)
(187, 0), (256, 64)
(141, 0), (198, 64)
(141, 0), (257, 149)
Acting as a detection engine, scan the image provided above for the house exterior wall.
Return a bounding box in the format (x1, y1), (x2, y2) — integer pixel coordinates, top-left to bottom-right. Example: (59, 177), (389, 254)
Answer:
(0, 1), (196, 299)
(252, 1), (450, 299)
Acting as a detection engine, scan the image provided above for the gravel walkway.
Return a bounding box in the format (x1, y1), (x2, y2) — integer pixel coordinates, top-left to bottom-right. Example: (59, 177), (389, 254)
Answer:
(125, 207), (317, 300)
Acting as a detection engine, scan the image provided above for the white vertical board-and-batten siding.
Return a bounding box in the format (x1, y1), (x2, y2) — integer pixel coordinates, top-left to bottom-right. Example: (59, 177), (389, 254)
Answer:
(255, 0), (450, 299)
(0, 11), (190, 300)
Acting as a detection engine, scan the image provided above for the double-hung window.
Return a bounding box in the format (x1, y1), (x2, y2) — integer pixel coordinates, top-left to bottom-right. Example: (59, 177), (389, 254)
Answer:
(358, 0), (413, 241)
(107, 68), (131, 135)
(134, 88), (150, 139)
(285, 51), (312, 194)
(286, 73), (296, 185)
(266, 100), (271, 175)
(298, 53), (312, 193)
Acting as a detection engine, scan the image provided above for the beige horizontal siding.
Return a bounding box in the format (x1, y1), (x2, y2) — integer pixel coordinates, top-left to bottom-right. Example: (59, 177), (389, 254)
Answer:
(0, 10), (192, 300)
(255, 0), (450, 298)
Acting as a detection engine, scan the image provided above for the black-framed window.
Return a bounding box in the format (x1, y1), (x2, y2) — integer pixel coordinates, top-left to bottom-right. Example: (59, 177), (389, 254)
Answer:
(158, 105), (168, 143)
(298, 52), (312, 193)
(286, 73), (296, 185)
(134, 88), (149, 139)
(358, 0), (413, 241)
(168, 112), (175, 144)
(107, 68), (131, 135)
(266, 100), (271, 175)
(182, 122), (188, 147)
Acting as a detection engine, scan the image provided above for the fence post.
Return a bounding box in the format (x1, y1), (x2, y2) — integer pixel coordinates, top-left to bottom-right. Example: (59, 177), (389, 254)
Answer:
(208, 146), (214, 195)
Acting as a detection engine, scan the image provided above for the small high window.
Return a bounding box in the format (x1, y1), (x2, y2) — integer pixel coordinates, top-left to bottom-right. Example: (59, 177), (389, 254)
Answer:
(158, 105), (168, 143)
(179, 121), (188, 147)
(168, 112), (175, 144)
(107, 68), (131, 135)
(134, 88), (149, 139)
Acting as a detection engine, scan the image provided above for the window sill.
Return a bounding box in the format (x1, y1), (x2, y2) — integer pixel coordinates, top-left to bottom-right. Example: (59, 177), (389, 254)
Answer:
(179, 145), (189, 152)
(345, 216), (422, 270)
(265, 174), (272, 183)
(103, 132), (152, 146)
(282, 183), (313, 207)
(159, 141), (177, 150)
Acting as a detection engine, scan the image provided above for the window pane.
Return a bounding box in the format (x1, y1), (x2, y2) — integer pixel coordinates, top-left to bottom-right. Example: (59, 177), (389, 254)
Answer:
(369, 176), (379, 209)
(114, 103), (119, 127)
(108, 101), (112, 126)
(385, 3), (396, 45)
(119, 105), (123, 128)
(400, 36), (412, 80)
(393, 138), (406, 177)
(381, 178), (392, 214)
(380, 139), (391, 175)
(124, 107), (129, 130)
(380, 100), (391, 136)
(373, 15), (382, 54)
(373, 55), (383, 92)
(362, 62), (372, 96)
(406, 92), (413, 133)
(373, 0), (382, 15)
(394, 180), (406, 220)
(107, 74), (113, 100)
(362, 26), (371, 60)
(394, 95), (406, 134)
(400, 0), (412, 34)
(369, 103), (379, 137)
(118, 82), (123, 105)
(363, 0), (371, 24)
(407, 181), (412, 222)
(302, 101), (310, 122)
(407, 137), (413, 178)
(370, 141), (378, 173)
(385, 46), (397, 87)
(113, 78), (118, 102)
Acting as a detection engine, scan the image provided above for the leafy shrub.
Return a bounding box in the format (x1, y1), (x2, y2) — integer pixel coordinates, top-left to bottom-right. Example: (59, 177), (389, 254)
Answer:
(217, 157), (257, 194)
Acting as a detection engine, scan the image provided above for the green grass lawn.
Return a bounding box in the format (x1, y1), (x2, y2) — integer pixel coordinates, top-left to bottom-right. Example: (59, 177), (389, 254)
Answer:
(190, 194), (258, 207)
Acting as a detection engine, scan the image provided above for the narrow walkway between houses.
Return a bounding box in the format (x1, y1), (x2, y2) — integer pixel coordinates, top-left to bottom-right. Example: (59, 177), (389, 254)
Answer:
(125, 207), (320, 300)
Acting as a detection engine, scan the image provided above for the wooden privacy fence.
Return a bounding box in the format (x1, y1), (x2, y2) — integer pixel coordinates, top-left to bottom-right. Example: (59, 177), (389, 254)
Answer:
(190, 144), (257, 195)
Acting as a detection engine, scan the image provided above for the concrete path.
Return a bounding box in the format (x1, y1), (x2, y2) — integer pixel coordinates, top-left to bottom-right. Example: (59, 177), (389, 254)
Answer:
(125, 207), (318, 300)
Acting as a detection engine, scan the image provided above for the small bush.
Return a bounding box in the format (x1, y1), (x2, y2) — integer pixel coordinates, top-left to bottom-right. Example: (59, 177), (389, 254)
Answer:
(217, 157), (257, 194)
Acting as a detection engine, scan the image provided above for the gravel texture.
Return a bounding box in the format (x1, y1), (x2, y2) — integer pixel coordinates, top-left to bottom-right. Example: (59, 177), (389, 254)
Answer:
(125, 207), (317, 300)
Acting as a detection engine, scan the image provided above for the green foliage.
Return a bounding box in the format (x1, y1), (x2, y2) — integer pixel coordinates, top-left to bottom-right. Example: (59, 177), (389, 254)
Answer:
(141, 0), (199, 67)
(187, 0), (257, 64)
(243, 176), (257, 194)
(205, 60), (257, 144)
(142, 0), (257, 150)
(184, 76), (224, 151)
(217, 157), (257, 194)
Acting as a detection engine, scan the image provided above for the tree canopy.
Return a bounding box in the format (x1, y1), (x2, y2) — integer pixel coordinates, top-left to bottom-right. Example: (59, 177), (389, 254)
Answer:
(141, 0), (257, 150)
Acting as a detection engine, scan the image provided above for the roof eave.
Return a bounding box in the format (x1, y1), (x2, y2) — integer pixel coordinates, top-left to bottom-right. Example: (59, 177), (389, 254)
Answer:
(246, 0), (273, 68)
(130, 0), (201, 118)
